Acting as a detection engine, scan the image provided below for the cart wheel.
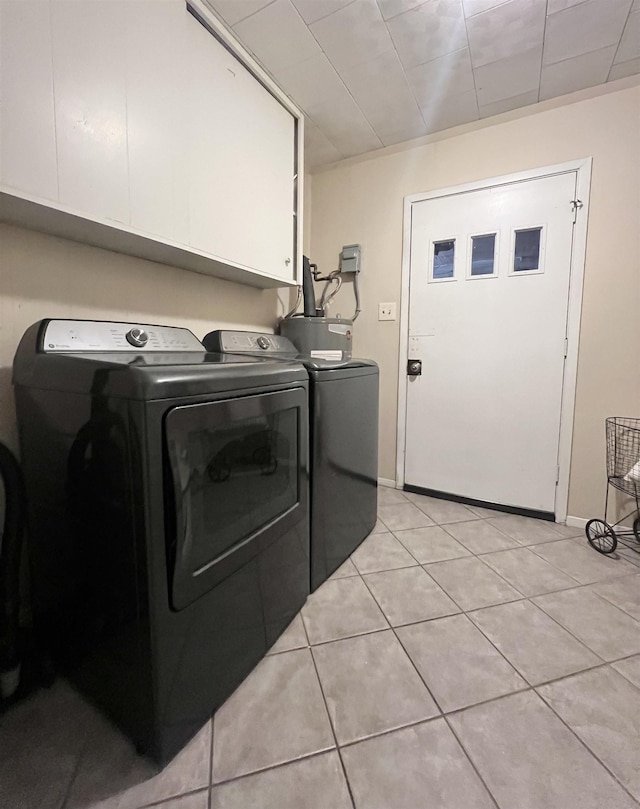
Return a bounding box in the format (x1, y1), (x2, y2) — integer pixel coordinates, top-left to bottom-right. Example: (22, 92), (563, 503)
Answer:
(585, 519), (617, 554)
(633, 516), (640, 543)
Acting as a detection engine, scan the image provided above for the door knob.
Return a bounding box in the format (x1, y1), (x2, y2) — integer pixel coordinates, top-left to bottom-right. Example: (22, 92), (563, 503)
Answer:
(407, 359), (422, 376)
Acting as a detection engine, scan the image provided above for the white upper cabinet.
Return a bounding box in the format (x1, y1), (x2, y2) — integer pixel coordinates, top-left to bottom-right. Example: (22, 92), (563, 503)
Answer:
(187, 10), (296, 281)
(0, 0), (302, 288)
(0, 1), (58, 201)
(125, 1), (191, 246)
(51, 1), (129, 225)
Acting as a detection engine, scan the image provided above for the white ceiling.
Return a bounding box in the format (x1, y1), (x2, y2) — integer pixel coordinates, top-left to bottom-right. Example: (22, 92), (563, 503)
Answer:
(205, 0), (640, 168)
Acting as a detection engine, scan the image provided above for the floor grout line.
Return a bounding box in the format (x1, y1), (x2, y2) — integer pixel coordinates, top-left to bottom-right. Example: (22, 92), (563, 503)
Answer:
(304, 629), (357, 809)
(269, 630), (639, 697)
(476, 542), (583, 584)
(441, 713), (502, 809)
(141, 785), (210, 809)
(532, 657), (640, 693)
(530, 585), (640, 652)
(206, 746), (337, 791)
(525, 536), (631, 583)
(535, 686), (640, 807)
(357, 545), (505, 808)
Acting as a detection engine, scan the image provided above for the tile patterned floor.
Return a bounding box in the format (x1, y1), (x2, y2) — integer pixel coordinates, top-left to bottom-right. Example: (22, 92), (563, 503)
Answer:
(2, 487), (640, 809)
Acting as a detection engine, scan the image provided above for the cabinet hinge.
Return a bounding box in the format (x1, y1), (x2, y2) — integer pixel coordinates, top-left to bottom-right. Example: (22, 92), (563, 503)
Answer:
(570, 199), (583, 223)
(556, 465), (561, 484)
(563, 337), (568, 358)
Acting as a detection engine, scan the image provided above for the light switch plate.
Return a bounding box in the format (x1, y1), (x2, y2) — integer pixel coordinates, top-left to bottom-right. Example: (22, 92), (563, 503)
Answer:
(378, 302), (397, 321)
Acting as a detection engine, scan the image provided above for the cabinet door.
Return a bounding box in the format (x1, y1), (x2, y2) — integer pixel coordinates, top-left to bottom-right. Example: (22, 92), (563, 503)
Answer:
(51, 1), (129, 224)
(187, 12), (296, 281)
(125, 1), (190, 245)
(0, 1), (58, 200)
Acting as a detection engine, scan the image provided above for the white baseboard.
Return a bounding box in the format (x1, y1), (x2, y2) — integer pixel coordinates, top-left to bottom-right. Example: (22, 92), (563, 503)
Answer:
(378, 477), (398, 489)
(566, 515), (587, 529)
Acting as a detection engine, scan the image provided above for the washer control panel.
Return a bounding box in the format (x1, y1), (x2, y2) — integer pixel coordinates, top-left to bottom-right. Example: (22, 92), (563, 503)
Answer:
(40, 320), (205, 352)
(204, 330), (297, 355)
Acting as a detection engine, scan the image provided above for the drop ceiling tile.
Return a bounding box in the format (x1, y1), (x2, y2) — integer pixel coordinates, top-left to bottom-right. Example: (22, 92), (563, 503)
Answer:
(463, 0), (511, 16)
(304, 118), (342, 166)
(233, 0), (322, 75)
(609, 55), (640, 79)
(377, 0), (425, 19)
(466, 0), (546, 67)
(540, 44), (616, 99)
(339, 50), (427, 144)
(386, 0), (468, 70)
(292, 0), (354, 24)
(547, 0), (587, 12)
(310, 0), (394, 72)
(421, 88), (479, 133)
(379, 121), (431, 146)
(615, 10), (640, 63)
(406, 48), (475, 108)
(273, 52), (350, 111)
(474, 46), (542, 105)
(274, 53), (383, 156)
(543, 0), (632, 65)
(206, 0), (273, 27)
(479, 88), (539, 117)
(318, 116), (383, 158)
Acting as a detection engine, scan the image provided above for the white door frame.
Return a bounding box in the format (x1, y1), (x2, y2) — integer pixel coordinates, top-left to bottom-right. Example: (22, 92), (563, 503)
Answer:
(396, 158), (592, 522)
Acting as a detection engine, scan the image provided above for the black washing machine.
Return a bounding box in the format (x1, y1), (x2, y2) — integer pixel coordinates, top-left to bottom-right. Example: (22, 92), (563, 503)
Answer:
(203, 330), (379, 591)
(13, 319), (310, 764)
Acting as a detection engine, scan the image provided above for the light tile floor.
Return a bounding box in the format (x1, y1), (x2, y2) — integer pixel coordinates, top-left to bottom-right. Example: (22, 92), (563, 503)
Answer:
(2, 488), (640, 809)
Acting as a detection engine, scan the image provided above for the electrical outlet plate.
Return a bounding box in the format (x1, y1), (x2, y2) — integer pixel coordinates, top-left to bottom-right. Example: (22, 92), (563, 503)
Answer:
(378, 302), (397, 321)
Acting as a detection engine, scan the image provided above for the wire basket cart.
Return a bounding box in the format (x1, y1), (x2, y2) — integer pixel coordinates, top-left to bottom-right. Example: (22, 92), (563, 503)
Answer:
(586, 417), (640, 554)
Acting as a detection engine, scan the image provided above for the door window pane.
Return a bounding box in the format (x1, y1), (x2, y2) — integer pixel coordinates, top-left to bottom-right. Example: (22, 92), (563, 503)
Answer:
(514, 228), (542, 272)
(470, 233), (496, 276)
(433, 239), (455, 279)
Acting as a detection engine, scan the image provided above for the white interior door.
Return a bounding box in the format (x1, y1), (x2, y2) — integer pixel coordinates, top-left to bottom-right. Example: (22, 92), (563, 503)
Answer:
(404, 172), (577, 514)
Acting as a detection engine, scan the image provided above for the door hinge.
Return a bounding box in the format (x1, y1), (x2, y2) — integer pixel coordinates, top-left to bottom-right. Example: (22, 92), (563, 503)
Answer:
(570, 199), (583, 223)
(563, 337), (568, 358)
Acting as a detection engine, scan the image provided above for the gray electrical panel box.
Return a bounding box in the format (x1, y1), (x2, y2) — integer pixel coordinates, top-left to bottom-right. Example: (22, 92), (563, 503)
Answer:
(339, 244), (361, 274)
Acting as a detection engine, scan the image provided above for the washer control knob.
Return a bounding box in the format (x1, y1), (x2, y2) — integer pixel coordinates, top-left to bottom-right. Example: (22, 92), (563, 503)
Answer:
(256, 336), (271, 350)
(126, 328), (149, 348)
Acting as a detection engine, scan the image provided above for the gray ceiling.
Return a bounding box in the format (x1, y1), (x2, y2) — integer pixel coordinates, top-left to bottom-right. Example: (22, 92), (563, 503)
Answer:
(205, 0), (640, 168)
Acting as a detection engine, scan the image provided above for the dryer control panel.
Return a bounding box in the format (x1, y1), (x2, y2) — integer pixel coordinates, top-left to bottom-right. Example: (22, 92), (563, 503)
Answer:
(40, 320), (205, 353)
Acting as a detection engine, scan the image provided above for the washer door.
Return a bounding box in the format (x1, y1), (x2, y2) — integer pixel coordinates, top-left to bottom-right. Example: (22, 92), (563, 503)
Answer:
(164, 388), (308, 611)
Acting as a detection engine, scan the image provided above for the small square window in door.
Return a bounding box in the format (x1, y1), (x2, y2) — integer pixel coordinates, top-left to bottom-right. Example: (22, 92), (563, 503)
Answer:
(432, 239), (455, 280)
(514, 227), (542, 272)
(470, 233), (496, 277)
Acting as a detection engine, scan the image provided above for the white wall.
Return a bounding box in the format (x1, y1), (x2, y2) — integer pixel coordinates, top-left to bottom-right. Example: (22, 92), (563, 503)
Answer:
(0, 224), (289, 451)
(309, 80), (640, 521)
